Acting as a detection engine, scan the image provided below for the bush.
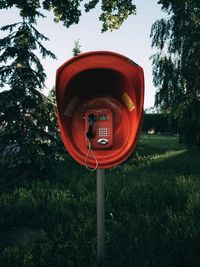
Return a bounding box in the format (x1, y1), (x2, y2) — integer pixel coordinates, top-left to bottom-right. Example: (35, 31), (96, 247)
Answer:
(142, 113), (178, 134)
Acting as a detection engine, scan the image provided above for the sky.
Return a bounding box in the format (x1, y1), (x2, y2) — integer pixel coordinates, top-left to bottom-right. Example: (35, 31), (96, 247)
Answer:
(0, 0), (164, 109)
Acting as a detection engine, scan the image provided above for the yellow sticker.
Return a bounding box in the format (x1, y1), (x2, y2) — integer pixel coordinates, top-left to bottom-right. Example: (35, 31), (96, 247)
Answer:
(121, 92), (135, 111)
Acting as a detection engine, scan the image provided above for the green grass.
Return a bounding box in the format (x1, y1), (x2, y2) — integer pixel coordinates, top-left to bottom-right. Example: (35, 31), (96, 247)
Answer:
(0, 134), (200, 267)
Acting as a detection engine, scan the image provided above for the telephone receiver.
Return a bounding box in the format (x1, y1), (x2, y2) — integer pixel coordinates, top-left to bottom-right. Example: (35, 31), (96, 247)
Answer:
(86, 114), (96, 139)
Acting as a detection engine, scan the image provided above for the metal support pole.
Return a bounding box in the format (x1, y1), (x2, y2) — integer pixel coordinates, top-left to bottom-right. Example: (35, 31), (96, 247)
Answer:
(97, 169), (105, 267)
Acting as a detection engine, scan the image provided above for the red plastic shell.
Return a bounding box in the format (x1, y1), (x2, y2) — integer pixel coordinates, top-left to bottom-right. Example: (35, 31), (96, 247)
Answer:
(56, 51), (144, 169)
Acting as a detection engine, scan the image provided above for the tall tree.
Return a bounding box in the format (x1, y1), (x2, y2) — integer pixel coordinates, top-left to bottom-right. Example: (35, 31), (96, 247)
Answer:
(0, 20), (60, 176)
(151, 0), (200, 147)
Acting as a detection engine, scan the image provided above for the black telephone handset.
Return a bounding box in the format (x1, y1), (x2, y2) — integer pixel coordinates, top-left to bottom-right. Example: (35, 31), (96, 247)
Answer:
(86, 114), (96, 139)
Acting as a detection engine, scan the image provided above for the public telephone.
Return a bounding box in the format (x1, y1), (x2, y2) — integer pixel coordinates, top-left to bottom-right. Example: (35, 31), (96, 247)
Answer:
(85, 108), (113, 149)
(56, 51), (144, 168)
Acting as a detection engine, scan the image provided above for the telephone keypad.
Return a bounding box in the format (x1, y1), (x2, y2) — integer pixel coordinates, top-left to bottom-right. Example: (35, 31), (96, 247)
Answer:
(99, 127), (111, 138)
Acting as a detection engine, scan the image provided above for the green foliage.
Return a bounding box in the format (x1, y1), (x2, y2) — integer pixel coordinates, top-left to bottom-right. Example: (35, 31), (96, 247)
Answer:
(0, 0), (43, 23)
(97, 0), (136, 32)
(0, 22), (55, 89)
(142, 113), (178, 133)
(0, 135), (200, 266)
(142, 112), (178, 134)
(72, 39), (82, 56)
(150, 0), (200, 147)
(0, 20), (61, 175)
(42, 0), (82, 27)
(43, 0), (137, 31)
(85, 0), (136, 32)
(0, 0), (137, 32)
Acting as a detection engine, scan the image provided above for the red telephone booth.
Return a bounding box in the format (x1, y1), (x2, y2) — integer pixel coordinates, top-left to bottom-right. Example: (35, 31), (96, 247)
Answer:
(56, 51), (144, 169)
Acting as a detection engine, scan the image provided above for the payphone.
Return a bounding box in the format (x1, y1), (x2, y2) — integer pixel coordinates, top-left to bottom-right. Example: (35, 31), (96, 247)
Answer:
(56, 51), (144, 169)
(85, 108), (113, 149)
(56, 51), (144, 267)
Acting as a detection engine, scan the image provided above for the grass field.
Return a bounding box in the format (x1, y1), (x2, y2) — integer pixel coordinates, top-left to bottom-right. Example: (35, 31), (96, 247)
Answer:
(0, 134), (200, 267)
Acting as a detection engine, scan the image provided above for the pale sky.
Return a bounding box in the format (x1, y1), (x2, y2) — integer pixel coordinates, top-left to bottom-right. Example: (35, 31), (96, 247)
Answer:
(0, 0), (164, 108)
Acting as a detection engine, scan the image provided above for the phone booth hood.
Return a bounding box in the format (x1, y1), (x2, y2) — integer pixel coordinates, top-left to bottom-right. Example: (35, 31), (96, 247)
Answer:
(56, 51), (144, 169)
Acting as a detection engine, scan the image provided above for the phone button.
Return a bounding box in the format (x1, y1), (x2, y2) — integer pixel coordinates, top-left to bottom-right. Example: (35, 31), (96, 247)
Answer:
(97, 138), (109, 145)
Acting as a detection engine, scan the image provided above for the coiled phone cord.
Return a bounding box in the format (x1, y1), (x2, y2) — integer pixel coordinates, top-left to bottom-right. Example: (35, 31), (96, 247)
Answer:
(84, 135), (99, 171)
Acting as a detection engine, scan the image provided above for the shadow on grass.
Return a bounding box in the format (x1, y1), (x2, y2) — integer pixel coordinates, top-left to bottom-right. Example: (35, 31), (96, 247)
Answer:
(128, 148), (200, 178)
(105, 148), (200, 267)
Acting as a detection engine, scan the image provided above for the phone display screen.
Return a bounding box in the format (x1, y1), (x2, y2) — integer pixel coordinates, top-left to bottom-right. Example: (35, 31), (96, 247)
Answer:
(98, 115), (107, 121)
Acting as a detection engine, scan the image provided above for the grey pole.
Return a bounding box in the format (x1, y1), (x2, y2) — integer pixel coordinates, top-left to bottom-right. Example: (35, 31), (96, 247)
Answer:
(97, 169), (105, 267)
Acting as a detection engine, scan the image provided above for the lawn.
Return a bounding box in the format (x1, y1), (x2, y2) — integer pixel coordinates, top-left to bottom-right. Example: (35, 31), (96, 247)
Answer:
(0, 134), (200, 267)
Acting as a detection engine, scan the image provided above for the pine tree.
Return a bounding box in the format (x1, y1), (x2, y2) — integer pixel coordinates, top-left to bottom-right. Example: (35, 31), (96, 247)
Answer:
(0, 20), (60, 177)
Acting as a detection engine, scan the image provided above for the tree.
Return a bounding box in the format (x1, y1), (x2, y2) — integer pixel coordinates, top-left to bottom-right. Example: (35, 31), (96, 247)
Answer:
(0, 20), (61, 177)
(150, 0), (200, 147)
(72, 39), (82, 56)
